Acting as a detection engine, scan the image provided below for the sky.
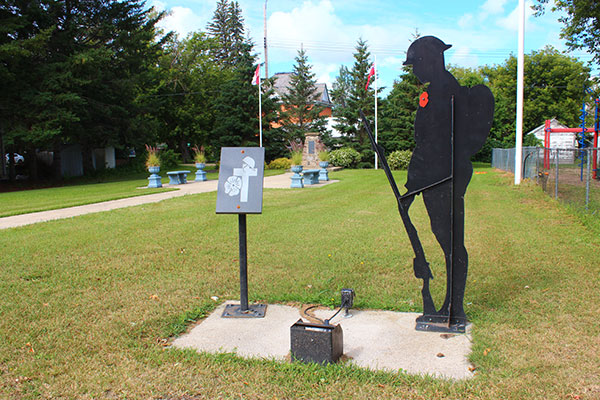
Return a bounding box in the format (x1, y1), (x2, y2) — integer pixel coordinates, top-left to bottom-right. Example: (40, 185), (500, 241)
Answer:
(150, 0), (596, 95)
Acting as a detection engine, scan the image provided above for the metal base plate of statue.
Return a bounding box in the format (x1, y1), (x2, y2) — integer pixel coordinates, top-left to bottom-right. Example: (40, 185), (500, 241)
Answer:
(361, 36), (494, 333)
(222, 303), (267, 318)
(216, 147), (266, 318)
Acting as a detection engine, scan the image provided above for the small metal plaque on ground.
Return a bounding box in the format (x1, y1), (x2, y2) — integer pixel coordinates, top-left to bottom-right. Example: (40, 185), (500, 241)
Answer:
(221, 303), (267, 318)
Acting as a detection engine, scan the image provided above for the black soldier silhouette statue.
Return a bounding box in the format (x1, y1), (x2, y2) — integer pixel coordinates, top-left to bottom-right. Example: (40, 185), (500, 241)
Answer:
(361, 36), (494, 332)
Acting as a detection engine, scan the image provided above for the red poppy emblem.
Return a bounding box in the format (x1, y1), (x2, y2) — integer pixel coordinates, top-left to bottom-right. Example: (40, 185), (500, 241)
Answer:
(419, 92), (429, 107)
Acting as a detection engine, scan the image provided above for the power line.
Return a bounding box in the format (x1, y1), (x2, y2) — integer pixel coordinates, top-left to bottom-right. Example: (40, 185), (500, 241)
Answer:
(267, 38), (595, 61)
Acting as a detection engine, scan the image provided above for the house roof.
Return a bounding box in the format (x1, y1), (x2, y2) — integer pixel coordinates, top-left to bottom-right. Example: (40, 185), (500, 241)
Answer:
(529, 118), (577, 148)
(271, 72), (332, 106)
(528, 118), (569, 138)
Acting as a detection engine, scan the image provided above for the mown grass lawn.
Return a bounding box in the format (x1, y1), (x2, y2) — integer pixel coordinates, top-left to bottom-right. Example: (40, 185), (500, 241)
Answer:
(0, 167), (598, 399)
(0, 167), (284, 218)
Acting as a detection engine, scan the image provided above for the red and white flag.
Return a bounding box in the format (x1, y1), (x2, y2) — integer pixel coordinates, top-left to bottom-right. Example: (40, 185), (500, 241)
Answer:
(252, 64), (260, 85)
(365, 63), (375, 90)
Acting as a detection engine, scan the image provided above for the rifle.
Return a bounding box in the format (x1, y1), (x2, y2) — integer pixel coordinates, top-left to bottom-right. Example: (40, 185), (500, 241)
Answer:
(359, 110), (438, 314)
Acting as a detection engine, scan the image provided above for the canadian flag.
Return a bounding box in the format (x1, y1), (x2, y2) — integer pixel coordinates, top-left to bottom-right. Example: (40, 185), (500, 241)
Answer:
(365, 63), (375, 90)
(252, 64), (260, 85)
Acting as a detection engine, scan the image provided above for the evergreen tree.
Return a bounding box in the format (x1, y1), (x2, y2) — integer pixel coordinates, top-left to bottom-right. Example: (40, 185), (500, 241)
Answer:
(332, 39), (380, 161)
(206, 0), (252, 67)
(206, 0), (230, 63)
(0, 0), (164, 179)
(279, 49), (327, 141)
(204, 0), (279, 153)
(331, 65), (351, 108)
(378, 66), (422, 152)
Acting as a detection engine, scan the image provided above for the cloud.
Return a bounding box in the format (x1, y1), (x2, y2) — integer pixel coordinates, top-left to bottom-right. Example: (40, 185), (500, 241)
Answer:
(447, 46), (479, 69)
(314, 63), (340, 88)
(458, 14), (473, 29)
(267, 1), (351, 60)
(496, 0), (535, 31)
(481, 0), (509, 16)
(151, 1), (214, 39)
(456, 0), (508, 30)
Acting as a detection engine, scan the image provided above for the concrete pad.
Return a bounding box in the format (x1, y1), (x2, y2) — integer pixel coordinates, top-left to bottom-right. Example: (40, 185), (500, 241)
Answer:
(172, 301), (474, 380)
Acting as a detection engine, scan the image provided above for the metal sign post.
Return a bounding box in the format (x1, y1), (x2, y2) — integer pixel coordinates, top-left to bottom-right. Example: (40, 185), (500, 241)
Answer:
(216, 147), (266, 318)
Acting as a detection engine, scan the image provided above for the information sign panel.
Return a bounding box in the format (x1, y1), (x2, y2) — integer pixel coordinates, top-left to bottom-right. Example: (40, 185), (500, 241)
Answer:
(216, 147), (265, 214)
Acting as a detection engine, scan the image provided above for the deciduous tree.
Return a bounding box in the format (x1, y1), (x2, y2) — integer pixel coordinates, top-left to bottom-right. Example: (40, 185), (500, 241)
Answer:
(534, 0), (600, 64)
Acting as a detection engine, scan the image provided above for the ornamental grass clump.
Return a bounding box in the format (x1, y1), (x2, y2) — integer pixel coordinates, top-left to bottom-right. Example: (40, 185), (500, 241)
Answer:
(192, 145), (206, 164)
(287, 139), (303, 166)
(316, 141), (330, 162)
(145, 144), (160, 168)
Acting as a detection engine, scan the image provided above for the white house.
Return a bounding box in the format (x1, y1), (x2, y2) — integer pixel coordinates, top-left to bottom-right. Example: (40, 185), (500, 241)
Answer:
(530, 118), (576, 164)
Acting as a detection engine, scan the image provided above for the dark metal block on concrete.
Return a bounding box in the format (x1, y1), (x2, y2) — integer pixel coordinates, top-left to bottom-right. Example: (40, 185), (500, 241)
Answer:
(290, 319), (343, 365)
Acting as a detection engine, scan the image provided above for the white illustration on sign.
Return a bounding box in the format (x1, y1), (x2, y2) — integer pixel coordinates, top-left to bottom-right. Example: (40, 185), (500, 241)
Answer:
(224, 176), (242, 196)
(225, 156), (257, 202)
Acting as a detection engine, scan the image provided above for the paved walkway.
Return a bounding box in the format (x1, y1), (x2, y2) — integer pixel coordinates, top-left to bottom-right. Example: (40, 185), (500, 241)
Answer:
(0, 173), (337, 230)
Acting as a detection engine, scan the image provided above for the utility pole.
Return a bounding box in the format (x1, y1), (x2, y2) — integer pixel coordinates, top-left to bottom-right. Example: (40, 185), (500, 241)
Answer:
(263, 0), (268, 79)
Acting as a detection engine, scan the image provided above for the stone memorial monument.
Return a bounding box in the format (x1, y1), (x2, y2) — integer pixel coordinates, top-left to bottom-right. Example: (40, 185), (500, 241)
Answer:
(302, 132), (323, 169)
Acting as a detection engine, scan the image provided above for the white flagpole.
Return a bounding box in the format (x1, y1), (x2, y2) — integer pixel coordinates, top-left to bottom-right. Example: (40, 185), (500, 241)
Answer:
(258, 67), (263, 148)
(515, 0), (525, 184)
(374, 56), (378, 170)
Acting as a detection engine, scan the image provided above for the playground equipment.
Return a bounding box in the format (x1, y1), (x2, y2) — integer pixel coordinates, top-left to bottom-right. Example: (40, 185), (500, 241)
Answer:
(543, 92), (600, 179)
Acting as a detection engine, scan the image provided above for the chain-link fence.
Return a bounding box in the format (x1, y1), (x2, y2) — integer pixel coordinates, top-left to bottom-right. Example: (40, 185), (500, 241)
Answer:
(491, 146), (540, 180)
(492, 147), (600, 213)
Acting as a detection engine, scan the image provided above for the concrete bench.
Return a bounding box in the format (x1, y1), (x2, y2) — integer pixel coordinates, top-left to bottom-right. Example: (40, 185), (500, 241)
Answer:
(167, 170), (190, 185)
(303, 169), (320, 185)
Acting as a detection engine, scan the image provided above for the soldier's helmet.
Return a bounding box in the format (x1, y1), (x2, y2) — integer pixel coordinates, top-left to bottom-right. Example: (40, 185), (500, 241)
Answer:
(403, 36), (452, 66)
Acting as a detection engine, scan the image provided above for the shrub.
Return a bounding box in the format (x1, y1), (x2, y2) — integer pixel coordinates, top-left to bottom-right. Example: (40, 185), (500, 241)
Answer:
(329, 147), (361, 168)
(160, 149), (180, 169)
(387, 150), (412, 170)
(268, 158), (291, 170)
(357, 161), (372, 169)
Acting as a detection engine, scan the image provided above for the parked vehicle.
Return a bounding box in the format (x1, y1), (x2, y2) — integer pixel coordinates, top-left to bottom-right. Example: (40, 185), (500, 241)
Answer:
(5, 153), (24, 164)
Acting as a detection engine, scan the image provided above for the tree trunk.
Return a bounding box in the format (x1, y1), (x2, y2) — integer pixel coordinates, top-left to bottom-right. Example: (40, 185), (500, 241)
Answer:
(81, 143), (94, 176)
(53, 142), (63, 181)
(180, 139), (190, 163)
(0, 129), (6, 179)
(28, 146), (38, 181)
(8, 150), (15, 182)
